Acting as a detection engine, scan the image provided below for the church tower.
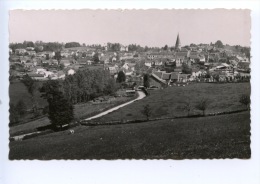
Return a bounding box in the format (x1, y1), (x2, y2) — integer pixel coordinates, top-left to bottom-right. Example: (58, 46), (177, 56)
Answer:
(175, 33), (181, 51)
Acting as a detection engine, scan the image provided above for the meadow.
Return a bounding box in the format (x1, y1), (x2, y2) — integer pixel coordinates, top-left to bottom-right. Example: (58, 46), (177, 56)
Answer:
(9, 111), (250, 159)
(9, 81), (47, 108)
(95, 83), (250, 122)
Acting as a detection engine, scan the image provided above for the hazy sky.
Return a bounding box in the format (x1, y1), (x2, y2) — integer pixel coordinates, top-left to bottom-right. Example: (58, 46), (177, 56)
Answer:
(9, 9), (251, 47)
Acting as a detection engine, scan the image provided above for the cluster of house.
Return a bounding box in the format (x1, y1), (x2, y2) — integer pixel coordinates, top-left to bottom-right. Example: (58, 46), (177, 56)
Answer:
(9, 35), (250, 85)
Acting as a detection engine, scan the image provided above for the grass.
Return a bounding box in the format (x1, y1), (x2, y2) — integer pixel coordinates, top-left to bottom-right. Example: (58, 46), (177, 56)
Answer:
(74, 96), (135, 119)
(9, 111), (251, 159)
(9, 96), (135, 136)
(9, 117), (50, 137)
(95, 83), (250, 122)
(9, 81), (47, 108)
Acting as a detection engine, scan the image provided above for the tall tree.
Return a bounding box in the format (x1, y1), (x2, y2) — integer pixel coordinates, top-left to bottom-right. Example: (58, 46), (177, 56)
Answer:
(21, 75), (38, 113)
(54, 51), (62, 64)
(93, 52), (100, 63)
(40, 80), (74, 129)
(116, 71), (126, 83)
(143, 73), (150, 88)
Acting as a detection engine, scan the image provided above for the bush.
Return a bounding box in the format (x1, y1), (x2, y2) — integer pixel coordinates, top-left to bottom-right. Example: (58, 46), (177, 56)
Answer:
(239, 94), (250, 110)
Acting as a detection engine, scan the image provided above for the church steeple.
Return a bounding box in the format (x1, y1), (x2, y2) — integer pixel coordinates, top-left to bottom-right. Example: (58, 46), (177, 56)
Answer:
(175, 33), (181, 51)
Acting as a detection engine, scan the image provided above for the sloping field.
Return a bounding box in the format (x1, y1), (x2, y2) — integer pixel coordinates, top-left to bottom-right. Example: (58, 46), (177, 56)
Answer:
(9, 111), (250, 159)
(96, 83), (250, 122)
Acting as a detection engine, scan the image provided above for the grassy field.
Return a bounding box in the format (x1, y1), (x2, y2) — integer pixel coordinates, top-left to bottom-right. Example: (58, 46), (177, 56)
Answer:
(95, 83), (250, 122)
(9, 111), (250, 159)
(9, 96), (134, 136)
(74, 96), (136, 119)
(9, 81), (47, 108)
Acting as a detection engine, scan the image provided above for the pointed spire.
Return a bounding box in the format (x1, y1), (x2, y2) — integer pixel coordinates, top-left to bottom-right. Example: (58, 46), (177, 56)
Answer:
(175, 33), (181, 51)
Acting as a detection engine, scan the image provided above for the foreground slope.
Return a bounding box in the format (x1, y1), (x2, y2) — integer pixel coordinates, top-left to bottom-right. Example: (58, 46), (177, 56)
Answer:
(9, 111), (250, 159)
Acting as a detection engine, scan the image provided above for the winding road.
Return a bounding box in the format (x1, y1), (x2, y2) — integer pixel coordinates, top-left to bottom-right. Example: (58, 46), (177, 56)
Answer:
(85, 91), (146, 121)
(11, 91), (146, 141)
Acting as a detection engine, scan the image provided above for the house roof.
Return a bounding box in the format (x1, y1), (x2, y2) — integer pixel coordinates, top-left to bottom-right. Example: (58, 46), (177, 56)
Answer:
(162, 73), (171, 80)
(179, 74), (190, 78)
(27, 73), (44, 77)
(171, 72), (179, 80)
(176, 52), (188, 57)
(153, 71), (163, 78)
(174, 68), (182, 72)
(57, 71), (65, 77)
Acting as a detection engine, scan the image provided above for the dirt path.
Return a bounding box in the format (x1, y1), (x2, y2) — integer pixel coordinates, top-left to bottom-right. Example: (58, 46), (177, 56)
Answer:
(85, 91), (146, 121)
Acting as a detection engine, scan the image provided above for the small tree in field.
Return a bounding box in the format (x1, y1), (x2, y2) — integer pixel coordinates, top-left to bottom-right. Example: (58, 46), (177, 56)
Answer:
(177, 99), (192, 116)
(239, 94), (250, 110)
(143, 73), (150, 88)
(195, 98), (209, 116)
(142, 104), (152, 120)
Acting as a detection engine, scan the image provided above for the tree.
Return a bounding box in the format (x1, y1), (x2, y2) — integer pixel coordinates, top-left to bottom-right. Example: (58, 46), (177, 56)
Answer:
(10, 103), (20, 125)
(64, 42), (81, 48)
(21, 75), (38, 113)
(116, 71), (126, 83)
(163, 45), (168, 51)
(239, 94), (250, 110)
(40, 80), (74, 129)
(105, 78), (118, 95)
(54, 51), (62, 64)
(177, 99), (192, 116)
(195, 98), (209, 116)
(143, 73), (150, 88)
(182, 63), (192, 74)
(142, 104), (152, 120)
(215, 40), (224, 48)
(16, 100), (27, 117)
(93, 52), (100, 63)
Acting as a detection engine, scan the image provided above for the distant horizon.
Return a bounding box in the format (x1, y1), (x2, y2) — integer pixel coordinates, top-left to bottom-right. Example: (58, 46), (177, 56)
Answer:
(9, 9), (251, 47)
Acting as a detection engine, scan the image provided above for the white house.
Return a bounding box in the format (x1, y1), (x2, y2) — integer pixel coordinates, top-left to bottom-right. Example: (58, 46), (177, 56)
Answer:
(67, 69), (75, 75)
(145, 61), (152, 67)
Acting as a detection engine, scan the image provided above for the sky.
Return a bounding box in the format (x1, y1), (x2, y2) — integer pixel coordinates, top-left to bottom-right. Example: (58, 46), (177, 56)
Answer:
(9, 9), (251, 47)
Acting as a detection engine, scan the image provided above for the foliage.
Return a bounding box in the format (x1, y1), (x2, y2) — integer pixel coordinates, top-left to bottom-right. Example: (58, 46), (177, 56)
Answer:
(93, 52), (100, 63)
(163, 45), (168, 51)
(61, 69), (117, 104)
(239, 94), (250, 110)
(143, 73), (150, 88)
(116, 71), (126, 83)
(182, 63), (192, 74)
(142, 104), (152, 120)
(215, 40), (224, 48)
(16, 100), (27, 116)
(177, 99), (192, 116)
(40, 80), (74, 129)
(21, 75), (38, 112)
(64, 42), (81, 48)
(195, 98), (209, 116)
(107, 43), (121, 51)
(43, 42), (62, 52)
(54, 51), (62, 62)
(9, 103), (20, 125)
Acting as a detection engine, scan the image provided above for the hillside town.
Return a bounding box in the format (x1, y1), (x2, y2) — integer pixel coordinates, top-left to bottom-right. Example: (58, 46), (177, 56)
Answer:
(9, 34), (250, 89)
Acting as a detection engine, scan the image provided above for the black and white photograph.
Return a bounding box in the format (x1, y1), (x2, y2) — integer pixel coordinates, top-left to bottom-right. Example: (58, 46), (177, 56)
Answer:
(7, 9), (252, 160)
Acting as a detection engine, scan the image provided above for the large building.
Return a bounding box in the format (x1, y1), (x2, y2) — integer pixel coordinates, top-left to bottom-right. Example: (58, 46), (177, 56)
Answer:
(175, 33), (181, 51)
